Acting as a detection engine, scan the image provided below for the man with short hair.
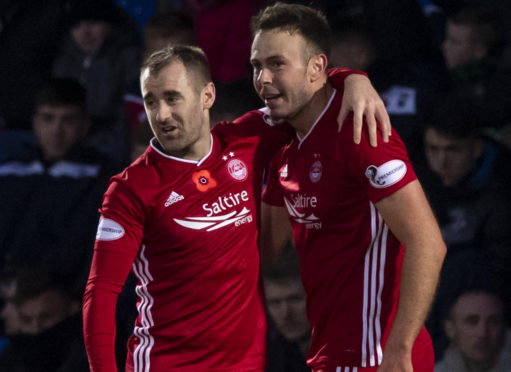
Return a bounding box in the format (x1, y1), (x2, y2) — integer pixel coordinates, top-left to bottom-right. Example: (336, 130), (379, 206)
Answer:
(82, 43), (391, 371)
(264, 241), (310, 371)
(0, 268), (89, 372)
(31, 79), (90, 163)
(442, 6), (503, 70)
(435, 288), (511, 372)
(0, 78), (115, 294)
(441, 5), (511, 131)
(419, 95), (511, 354)
(254, 3), (446, 371)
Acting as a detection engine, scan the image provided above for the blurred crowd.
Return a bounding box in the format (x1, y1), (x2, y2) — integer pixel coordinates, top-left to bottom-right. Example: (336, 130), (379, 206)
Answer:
(1, 0), (511, 371)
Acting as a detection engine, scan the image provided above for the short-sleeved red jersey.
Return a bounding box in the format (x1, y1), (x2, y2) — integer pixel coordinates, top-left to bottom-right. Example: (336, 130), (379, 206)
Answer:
(83, 114), (291, 372)
(263, 90), (430, 370)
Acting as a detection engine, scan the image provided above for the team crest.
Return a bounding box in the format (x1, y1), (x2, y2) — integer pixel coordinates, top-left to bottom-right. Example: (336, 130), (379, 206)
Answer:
(227, 159), (248, 181)
(309, 160), (322, 183)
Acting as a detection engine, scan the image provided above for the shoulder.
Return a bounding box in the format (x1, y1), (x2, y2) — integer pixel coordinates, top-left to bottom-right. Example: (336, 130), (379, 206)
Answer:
(114, 152), (154, 184)
(213, 108), (292, 140)
(213, 109), (267, 132)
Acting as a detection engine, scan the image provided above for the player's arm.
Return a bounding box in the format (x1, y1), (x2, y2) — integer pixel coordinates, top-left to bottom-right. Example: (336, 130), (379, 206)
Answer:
(328, 68), (391, 146)
(260, 202), (292, 264)
(83, 246), (135, 372)
(374, 180), (446, 372)
(83, 181), (144, 372)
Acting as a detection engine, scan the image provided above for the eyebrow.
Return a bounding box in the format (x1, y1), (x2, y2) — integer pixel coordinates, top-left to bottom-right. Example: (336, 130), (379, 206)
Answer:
(250, 54), (283, 64)
(143, 92), (154, 101)
(143, 90), (184, 101)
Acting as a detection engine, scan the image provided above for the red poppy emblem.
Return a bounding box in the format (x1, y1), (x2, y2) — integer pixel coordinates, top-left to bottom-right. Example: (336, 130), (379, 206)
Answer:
(192, 170), (217, 192)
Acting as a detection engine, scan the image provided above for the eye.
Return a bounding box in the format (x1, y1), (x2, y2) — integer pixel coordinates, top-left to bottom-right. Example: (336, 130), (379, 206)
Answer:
(39, 113), (54, 123)
(251, 62), (261, 73)
(464, 315), (479, 326)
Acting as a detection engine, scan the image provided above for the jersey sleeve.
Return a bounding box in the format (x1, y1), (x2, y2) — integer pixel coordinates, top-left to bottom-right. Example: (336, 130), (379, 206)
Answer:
(340, 117), (416, 203)
(328, 67), (368, 91)
(261, 152), (286, 207)
(83, 178), (145, 372)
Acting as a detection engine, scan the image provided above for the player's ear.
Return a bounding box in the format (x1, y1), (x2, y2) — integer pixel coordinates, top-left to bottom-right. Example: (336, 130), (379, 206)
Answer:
(308, 53), (328, 83)
(202, 82), (216, 110)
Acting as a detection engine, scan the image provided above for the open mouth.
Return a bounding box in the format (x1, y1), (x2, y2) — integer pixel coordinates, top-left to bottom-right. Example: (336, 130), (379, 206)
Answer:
(263, 94), (283, 105)
(161, 125), (178, 134)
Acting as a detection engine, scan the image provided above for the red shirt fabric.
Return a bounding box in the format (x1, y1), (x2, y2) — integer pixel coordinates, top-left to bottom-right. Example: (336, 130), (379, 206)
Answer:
(262, 89), (430, 370)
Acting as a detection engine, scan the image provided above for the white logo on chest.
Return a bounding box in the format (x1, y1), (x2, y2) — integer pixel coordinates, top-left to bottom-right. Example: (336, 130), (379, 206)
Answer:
(309, 160), (322, 183)
(174, 190), (252, 231)
(226, 158), (248, 182)
(202, 191), (249, 216)
(164, 191), (184, 207)
(284, 195), (322, 230)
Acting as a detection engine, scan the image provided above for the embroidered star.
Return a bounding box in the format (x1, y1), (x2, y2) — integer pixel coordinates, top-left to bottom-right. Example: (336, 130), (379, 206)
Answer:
(222, 155), (228, 161)
(229, 152), (235, 157)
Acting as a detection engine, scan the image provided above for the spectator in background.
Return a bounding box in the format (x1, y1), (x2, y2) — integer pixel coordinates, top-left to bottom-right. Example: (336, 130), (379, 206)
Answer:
(263, 241), (310, 372)
(0, 268), (89, 372)
(329, 21), (376, 72)
(210, 78), (261, 124)
(124, 10), (198, 130)
(52, 0), (143, 166)
(435, 286), (511, 372)
(143, 10), (196, 59)
(442, 5), (504, 71)
(329, 15), (446, 165)
(442, 5), (511, 131)
(0, 78), (117, 296)
(0, 0), (71, 130)
(421, 95), (511, 281)
(418, 95), (511, 358)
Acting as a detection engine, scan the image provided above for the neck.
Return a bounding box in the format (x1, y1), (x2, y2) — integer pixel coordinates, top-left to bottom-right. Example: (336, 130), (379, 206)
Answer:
(289, 81), (333, 139)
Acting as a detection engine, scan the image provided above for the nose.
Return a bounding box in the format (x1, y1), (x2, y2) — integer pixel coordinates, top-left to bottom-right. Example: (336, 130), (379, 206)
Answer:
(476, 319), (492, 339)
(155, 102), (171, 123)
(256, 67), (272, 87)
(23, 317), (42, 335)
(430, 149), (448, 171)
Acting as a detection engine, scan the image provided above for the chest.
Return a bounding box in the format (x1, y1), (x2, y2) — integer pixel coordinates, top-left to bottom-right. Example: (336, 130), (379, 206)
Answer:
(144, 140), (262, 246)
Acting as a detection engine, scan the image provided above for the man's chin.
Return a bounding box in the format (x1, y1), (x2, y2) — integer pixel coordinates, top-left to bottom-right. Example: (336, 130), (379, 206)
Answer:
(267, 108), (286, 122)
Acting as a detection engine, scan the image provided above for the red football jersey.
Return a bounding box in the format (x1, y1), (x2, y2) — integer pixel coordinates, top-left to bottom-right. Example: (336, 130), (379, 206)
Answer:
(83, 114), (291, 372)
(263, 90), (430, 370)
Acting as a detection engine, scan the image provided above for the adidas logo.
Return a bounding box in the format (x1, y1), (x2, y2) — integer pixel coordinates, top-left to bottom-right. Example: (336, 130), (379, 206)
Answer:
(165, 191), (184, 207)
